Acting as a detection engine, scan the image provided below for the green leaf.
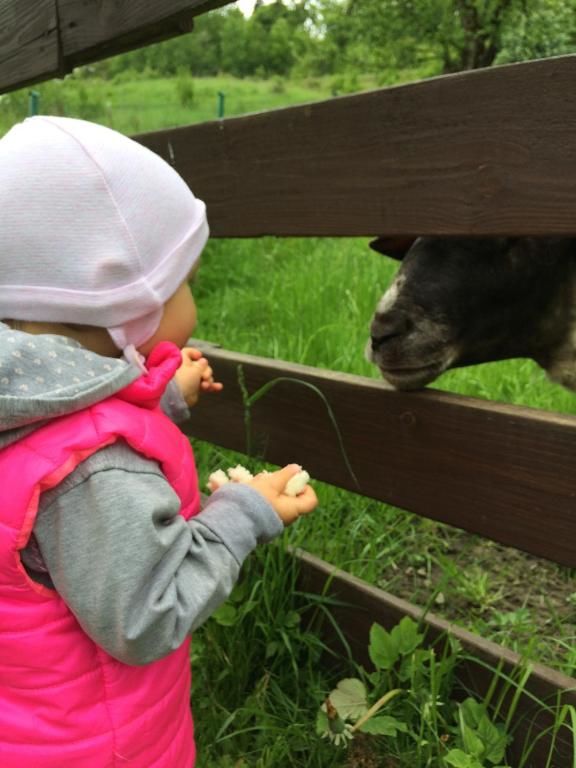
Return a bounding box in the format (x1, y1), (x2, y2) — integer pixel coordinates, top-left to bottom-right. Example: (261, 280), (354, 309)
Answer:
(228, 580), (249, 603)
(461, 721), (486, 759)
(240, 600), (258, 617)
(211, 602), (237, 626)
(477, 717), (507, 764)
(369, 623), (399, 670)
(328, 678), (367, 720)
(265, 640), (281, 659)
(316, 708), (329, 736)
(359, 714), (408, 737)
(368, 670), (383, 688)
(445, 749), (483, 768)
(460, 698), (486, 728)
(284, 610), (301, 628)
(368, 618), (424, 671)
(392, 616), (424, 656)
(458, 698), (508, 764)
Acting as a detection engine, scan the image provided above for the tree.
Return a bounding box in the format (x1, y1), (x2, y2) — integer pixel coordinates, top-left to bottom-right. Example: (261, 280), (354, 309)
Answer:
(219, 1), (314, 77)
(79, 0), (576, 83)
(497, 0), (576, 64)
(321, 0), (575, 76)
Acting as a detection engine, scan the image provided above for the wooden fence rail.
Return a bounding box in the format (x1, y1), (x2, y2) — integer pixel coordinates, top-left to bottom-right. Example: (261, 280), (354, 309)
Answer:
(0, 0), (233, 95)
(137, 54), (576, 238)
(185, 341), (576, 568)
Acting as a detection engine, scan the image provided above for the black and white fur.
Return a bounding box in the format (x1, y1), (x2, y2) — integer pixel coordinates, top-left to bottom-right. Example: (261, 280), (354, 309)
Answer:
(367, 236), (576, 390)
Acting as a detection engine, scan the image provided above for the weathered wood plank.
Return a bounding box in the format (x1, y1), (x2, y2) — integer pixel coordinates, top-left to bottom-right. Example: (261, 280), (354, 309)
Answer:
(0, 1), (59, 93)
(294, 549), (576, 768)
(137, 55), (576, 237)
(0, 0), (233, 94)
(184, 342), (576, 567)
(59, 0), (231, 69)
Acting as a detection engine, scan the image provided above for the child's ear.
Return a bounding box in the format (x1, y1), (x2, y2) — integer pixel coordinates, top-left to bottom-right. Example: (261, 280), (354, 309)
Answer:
(369, 237), (416, 260)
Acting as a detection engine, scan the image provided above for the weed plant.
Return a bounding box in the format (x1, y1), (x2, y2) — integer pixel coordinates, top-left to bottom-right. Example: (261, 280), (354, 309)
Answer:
(192, 544), (345, 767)
(192, 537), (573, 767)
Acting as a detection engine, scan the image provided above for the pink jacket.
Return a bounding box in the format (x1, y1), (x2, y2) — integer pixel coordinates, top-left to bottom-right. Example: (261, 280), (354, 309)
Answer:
(0, 343), (200, 767)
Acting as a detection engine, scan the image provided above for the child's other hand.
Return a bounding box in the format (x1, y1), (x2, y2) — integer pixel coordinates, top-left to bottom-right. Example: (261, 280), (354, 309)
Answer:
(174, 347), (224, 407)
(248, 464), (318, 526)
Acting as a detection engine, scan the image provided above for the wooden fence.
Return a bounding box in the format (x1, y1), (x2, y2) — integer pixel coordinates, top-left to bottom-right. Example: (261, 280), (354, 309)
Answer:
(1, 2), (576, 764)
(137, 54), (576, 237)
(138, 53), (576, 767)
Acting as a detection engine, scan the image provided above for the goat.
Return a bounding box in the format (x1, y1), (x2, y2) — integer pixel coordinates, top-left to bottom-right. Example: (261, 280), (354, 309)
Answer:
(366, 237), (576, 391)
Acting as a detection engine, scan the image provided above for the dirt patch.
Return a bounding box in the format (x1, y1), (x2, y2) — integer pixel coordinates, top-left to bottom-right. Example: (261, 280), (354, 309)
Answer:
(345, 734), (398, 768)
(379, 527), (576, 674)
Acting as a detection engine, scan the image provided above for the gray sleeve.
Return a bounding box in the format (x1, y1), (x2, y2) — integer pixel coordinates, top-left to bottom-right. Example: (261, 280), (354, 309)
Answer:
(33, 444), (283, 666)
(159, 378), (191, 424)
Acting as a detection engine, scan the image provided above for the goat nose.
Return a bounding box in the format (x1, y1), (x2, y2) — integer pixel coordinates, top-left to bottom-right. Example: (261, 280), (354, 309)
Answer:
(370, 311), (412, 349)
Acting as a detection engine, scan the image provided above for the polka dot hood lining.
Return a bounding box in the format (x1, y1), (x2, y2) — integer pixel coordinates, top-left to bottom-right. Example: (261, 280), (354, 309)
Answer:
(0, 322), (139, 447)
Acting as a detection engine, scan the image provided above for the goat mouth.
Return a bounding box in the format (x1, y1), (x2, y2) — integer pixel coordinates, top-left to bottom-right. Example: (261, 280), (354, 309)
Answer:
(378, 361), (446, 389)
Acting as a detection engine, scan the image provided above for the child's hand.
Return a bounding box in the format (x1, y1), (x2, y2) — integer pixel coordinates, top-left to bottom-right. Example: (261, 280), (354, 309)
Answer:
(174, 347), (224, 408)
(248, 464), (318, 526)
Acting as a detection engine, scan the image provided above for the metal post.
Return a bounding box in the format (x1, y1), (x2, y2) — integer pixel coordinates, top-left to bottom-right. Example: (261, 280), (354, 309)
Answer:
(28, 90), (40, 116)
(217, 91), (225, 119)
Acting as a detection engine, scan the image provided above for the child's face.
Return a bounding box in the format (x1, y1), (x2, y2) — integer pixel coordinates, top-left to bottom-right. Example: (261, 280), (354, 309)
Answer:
(137, 278), (197, 356)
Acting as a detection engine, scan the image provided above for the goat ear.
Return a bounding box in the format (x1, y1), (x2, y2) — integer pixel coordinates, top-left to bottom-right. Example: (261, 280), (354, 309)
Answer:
(369, 237), (415, 260)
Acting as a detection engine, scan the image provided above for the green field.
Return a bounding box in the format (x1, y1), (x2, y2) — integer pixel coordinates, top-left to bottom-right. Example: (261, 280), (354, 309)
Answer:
(0, 73), (340, 136)
(3, 74), (575, 766)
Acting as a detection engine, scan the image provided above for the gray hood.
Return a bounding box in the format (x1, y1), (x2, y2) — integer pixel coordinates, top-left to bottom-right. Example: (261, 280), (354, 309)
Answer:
(0, 322), (140, 448)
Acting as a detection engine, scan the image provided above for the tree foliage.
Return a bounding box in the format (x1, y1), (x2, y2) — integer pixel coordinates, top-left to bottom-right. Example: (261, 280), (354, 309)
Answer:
(98, 0), (575, 82)
(375, 0), (521, 72)
(317, 0), (576, 75)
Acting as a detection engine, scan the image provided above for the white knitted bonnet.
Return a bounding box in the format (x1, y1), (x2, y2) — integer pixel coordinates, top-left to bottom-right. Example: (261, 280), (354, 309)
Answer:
(0, 116), (208, 351)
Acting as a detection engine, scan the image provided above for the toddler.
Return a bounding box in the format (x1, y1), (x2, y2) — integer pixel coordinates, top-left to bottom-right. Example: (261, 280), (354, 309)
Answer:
(0, 116), (317, 768)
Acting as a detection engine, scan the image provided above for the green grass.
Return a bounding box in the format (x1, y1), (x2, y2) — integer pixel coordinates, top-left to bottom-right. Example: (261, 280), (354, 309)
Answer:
(0, 66), (434, 137)
(192, 544), (347, 768)
(194, 236), (576, 416)
(0, 73), (336, 136)
(193, 236), (576, 614)
(189, 235), (576, 765)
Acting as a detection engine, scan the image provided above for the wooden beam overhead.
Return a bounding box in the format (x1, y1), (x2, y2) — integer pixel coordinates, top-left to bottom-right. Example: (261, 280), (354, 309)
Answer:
(0, 0), (234, 95)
